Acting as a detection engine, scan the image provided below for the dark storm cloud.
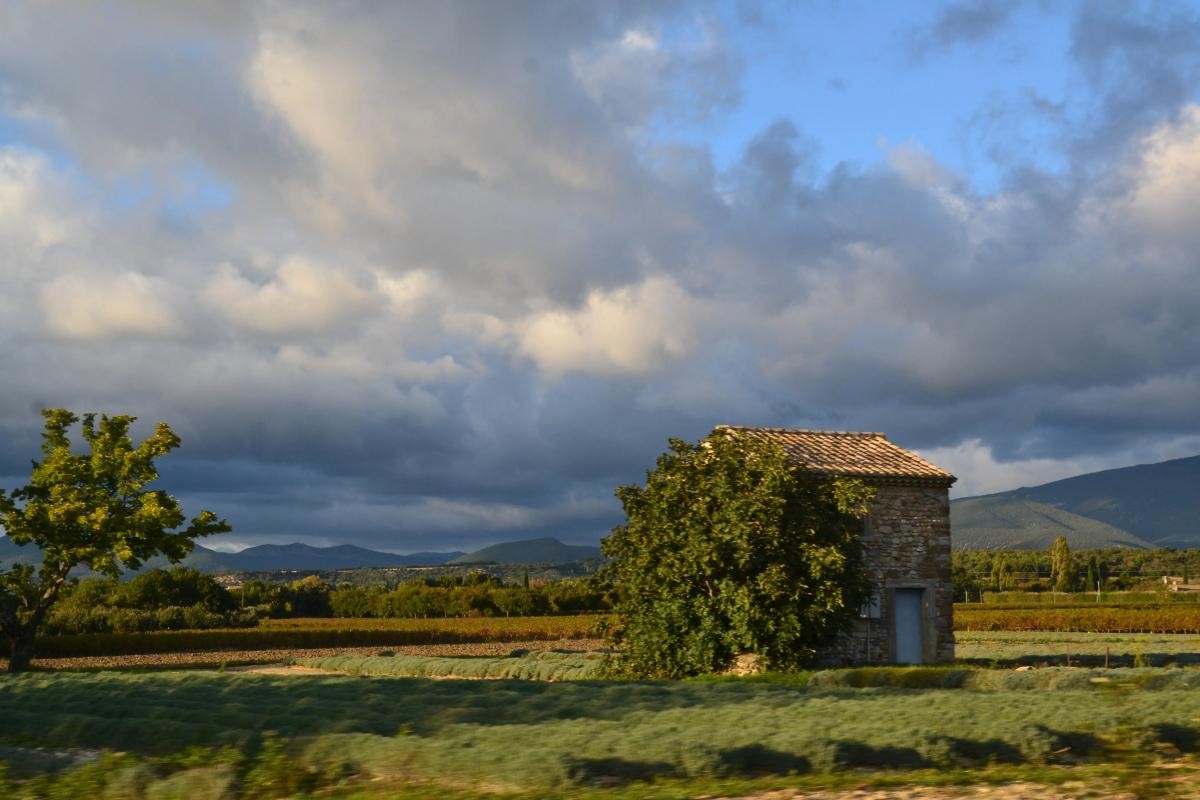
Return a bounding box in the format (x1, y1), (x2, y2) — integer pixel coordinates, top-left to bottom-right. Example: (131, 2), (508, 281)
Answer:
(3, 1), (1200, 550)
(909, 0), (1023, 60)
(1068, 1), (1200, 162)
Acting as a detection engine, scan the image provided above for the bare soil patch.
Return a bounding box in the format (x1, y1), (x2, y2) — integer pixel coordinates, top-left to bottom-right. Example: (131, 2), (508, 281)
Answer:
(226, 664), (343, 675)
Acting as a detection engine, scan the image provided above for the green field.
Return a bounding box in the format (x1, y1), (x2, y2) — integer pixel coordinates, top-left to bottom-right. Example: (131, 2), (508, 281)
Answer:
(7, 606), (1200, 796)
(293, 649), (606, 680)
(957, 630), (1200, 666)
(3, 666), (1200, 797)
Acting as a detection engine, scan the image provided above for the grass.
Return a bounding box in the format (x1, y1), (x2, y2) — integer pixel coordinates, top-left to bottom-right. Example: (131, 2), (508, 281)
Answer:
(8, 609), (1200, 796)
(293, 650), (605, 680)
(292, 650), (1200, 690)
(4, 756), (1190, 800)
(957, 630), (1200, 666)
(4, 667), (1200, 796)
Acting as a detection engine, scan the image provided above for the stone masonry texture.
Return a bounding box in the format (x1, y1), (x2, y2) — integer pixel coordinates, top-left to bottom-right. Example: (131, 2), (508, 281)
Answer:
(816, 482), (955, 665)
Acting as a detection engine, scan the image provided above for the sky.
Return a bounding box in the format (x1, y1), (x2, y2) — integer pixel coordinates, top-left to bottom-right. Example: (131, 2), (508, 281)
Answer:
(3, 0), (1200, 553)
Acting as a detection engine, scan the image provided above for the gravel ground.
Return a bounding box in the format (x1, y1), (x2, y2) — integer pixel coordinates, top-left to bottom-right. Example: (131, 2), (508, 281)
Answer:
(8, 638), (606, 671)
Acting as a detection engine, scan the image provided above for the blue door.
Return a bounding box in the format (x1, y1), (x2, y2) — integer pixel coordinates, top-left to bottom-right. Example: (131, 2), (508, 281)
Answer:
(893, 589), (924, 664)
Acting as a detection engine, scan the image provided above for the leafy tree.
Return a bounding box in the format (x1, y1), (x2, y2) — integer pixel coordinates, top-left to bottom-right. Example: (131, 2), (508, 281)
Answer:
(41, 567), (243, 635)
(952, 557), (982, 602)
(1086, 554), (1102, 593)
(0, 409), (229, 672)
(1050, 536), (1073, 593)
(278, 575), (332, 617)
(989, 550), (1007, 591)
(493, 587), (537, 617)
(114, 566), (234, 612)
(601, 430), (874, 678)
(329, 586), (374, 617)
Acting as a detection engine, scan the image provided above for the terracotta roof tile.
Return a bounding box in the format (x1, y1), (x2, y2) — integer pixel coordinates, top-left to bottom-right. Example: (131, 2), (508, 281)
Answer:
(718, 426), (956, 487)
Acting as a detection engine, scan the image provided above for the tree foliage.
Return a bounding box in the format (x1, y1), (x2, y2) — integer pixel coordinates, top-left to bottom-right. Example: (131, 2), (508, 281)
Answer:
(1050, 535), (1073, 593)
(600, 430), (874, 678)
(42, 567), (258, 635)
(0, 409), (229, 672)
(955, 546), (1200, 594)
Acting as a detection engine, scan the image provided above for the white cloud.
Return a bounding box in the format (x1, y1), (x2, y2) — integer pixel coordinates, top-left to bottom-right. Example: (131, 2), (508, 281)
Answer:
(1124, 104), (1200, 244)
(205, 257), (377, 335)
(572, 19), (741, 130)
(4, 2), (1200, 550)
(517, 276), (701, 377)
(249, 9), (615, 232)
(41, 271), (182, 340)
(377, 269), (439, 316)
(916, 439), (1112, 498)
(0, 148), (78, 261)
(443, 310), (510, 348)
(276, 343), (467, 383)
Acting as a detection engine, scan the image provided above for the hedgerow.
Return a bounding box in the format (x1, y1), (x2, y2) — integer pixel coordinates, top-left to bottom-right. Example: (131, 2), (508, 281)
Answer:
(7, 614), (600, 658)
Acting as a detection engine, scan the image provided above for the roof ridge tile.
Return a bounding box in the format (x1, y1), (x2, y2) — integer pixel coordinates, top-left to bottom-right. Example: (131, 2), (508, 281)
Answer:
(715, 425), (955, 486)
(721, 425), (887, 438)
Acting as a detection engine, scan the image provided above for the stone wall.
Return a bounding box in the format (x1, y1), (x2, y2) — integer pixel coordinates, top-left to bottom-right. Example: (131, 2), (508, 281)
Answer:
(816, 482), (954, 665)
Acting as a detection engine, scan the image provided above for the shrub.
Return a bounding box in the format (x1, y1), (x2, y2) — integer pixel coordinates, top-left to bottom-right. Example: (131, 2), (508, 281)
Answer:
(602, 430), (872, 677)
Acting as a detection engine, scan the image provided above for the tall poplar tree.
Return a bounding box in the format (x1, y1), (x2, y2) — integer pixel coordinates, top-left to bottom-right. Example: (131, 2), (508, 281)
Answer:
(1050, 535), (1073, 593)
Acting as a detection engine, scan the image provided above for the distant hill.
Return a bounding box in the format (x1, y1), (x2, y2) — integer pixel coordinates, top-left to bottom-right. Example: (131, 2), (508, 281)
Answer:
(185, 543), (464, 572)
(451, 537), (602, 565)
(951, 454), (1200, 549)
(0, 538), (463, 573)
(1000, 455), (1200, 547)
(3, 533), (608, 573)
(951, 497), (1152, 551)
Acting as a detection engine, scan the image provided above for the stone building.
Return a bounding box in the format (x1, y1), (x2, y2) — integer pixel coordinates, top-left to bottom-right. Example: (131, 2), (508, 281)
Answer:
(722, 426), (957, 665)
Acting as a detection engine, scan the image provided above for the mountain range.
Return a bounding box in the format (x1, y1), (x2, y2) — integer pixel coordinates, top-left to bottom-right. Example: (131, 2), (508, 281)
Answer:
(0, 536), (600, 574)
(5, 453), (1198, 564)
(951, 454), (1200, 550)
(449, 537), (602, 564)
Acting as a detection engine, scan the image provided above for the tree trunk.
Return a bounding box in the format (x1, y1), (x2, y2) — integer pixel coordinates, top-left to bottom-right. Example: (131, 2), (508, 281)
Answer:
(6, 625), (35, 674)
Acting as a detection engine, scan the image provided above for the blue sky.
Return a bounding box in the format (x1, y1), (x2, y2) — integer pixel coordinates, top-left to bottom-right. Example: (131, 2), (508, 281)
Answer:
(2, 1), (1200, 551)
(662, 1), (1077, 186)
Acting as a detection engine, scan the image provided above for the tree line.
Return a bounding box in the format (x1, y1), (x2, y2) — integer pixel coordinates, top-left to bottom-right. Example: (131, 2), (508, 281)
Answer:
(952, 543), (1200, 600)
(42, 567), (613, 635)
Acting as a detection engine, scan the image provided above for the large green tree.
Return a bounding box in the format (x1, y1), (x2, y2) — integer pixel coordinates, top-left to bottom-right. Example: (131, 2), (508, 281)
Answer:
(601, 430), (874, 678)
(0, 410), (229, 672)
